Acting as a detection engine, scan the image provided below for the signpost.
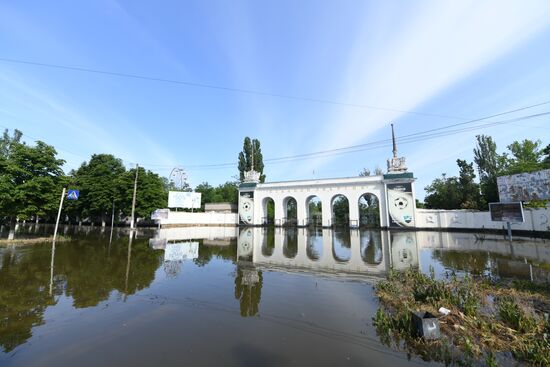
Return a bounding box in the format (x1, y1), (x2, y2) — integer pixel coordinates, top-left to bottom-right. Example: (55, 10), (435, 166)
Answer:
(489, 202), (524, 241)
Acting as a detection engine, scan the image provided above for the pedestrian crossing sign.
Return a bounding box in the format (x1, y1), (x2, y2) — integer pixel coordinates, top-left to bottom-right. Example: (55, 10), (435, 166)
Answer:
(67, 189), (79, 200)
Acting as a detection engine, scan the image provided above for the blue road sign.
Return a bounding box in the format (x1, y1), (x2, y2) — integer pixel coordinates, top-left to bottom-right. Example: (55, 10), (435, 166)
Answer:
(67, 189), (79, 200)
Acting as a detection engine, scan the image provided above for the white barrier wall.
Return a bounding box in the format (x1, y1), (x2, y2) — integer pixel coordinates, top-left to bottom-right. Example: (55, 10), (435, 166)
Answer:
(158, 211), (238, 227)
(416, 208), (550, 233)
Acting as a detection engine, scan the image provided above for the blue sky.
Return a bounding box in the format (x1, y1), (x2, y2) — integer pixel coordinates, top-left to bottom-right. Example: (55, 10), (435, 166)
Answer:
(1, 0), (550, 199)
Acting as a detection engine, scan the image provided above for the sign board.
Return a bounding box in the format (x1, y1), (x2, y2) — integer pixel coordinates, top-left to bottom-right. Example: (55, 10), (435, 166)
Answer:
(67, 189), (79, 200)
(168, 191), (201, 209)
(387, 182), (415, 227)
(151, 209), (169, 220)
(489, 202), (524, 223)
(164, 242), (199, 262)
(497, 169), (550, 202)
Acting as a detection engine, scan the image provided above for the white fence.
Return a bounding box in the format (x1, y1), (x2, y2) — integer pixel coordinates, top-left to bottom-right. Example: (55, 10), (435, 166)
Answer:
(415, 208), (550, 233)
(158, 211), (238, 227)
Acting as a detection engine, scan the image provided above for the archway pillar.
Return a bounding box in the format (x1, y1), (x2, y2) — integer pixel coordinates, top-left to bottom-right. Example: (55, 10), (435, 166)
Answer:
(274, 198), (285, 226)
(297, 198), (307, 226)
(348, 196), (360, 227)
(321, 197), (332, 227)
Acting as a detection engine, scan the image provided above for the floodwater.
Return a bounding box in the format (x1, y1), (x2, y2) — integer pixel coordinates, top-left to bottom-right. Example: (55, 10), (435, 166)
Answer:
(0, 225), (549, 367)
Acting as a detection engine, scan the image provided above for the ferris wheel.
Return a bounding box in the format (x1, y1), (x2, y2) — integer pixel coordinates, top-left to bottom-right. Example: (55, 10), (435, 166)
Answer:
(169, 167), (188, 190)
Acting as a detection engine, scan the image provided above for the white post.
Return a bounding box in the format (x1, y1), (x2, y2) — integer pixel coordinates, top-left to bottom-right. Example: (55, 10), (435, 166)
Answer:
(52, 188), (66, 243)
(130, 164), (139, 229)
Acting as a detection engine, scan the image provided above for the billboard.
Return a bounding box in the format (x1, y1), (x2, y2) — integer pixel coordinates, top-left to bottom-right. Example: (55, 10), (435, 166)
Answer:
(387, 182), (415, 227)
(151, 209), (169, 220)
(489, 202), (524, 223)
(497, 169), (550, 202)
(164, 242), (199, 262)
(168, 191), (201, 209)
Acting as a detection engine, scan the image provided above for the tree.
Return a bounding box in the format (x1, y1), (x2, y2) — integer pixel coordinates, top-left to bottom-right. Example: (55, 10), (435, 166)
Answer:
(456, 159), (482, 209)
(71, 154), (126, 225)
(504, 139), (544, 175)
(543, 144), (550, 168)
(119, 167), (167, 219)
(359, 168), (370, 176)
(195, 181), (238, 208)
(424, 174), (462, 210)
(0, 130), (65, 223)
(473, 135), (504, 205)
(238, 137), (265, 182)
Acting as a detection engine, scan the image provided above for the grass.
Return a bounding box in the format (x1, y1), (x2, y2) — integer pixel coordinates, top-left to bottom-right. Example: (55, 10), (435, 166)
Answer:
(373, 268), (550, 366)
(0, 235), (71, 246)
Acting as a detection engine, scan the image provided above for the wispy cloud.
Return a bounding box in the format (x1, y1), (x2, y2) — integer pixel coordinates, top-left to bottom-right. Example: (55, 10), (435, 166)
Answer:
(298, 0), (550, 175)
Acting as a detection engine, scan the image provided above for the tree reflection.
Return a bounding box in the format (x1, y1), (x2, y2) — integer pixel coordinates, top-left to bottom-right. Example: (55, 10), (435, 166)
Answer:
(283, 228), (298, 258)
(0, 234), (162, 351)
(234, 266), (263, 317)
(261, 227), (275, 257)
(431, 250), (490, 275)
(360, 231), (383, 265)
(0, 248), (56, 352)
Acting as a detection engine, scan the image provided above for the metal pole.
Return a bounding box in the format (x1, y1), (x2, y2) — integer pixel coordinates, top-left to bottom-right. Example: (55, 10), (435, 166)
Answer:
(53, 188), (66, 243)
(130, 164), (139, 229)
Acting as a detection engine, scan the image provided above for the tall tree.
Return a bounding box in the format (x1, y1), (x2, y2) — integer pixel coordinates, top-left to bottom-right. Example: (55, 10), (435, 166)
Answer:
(504, 139), (544, 174)
(424, 174), (462, 210)
(238, 137), (265, 182)
(0, 130), (65, 223)
(119, 167), (167, 219)
(456, 159), (482, 209)
(543, 144), (550, 168)
(473, 135), (503, 205)
(72, 154), (126, 225)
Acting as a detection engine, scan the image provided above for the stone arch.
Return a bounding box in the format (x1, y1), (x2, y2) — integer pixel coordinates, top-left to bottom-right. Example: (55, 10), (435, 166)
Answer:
(358, 193), (381, 227)
(262, 197), (275, 225)
(283, 196), (297, 226)
(306, 195), (322, 227)
(330, 194), (350, 227)
(332, 230), (351, 263)
(360, 230), (383, 265)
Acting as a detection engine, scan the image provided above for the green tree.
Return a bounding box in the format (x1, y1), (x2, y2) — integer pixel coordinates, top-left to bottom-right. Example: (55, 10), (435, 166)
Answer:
(542, 144), (550, 168)
(456, 159), (482, 209)
(238, 137), (265, 182)
(473, 135), (504, 205)
(424, 174), (462, 209)
(0, 129), (65, 223)
(118, 167), (168, 219)
(72, 154), (126, 224)
(504, 139), (544, 174)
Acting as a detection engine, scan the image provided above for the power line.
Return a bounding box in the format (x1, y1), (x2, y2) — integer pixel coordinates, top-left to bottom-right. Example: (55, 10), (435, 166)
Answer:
(2, 106), (549, 171)
(0, 56), (465, 120)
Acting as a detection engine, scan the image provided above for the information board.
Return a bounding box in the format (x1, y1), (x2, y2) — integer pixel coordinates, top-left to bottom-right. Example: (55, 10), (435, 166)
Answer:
(489, 202), (524, 223)
(168, 191), (201, 209)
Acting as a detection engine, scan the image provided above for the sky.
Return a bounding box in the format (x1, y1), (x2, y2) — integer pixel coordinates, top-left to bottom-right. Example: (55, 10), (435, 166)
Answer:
(1, 0), (550, 199)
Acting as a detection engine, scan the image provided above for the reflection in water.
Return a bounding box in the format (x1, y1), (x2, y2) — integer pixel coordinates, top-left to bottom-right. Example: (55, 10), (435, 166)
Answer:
(306, 228), (323, 260)
(283, 228), (298, 258)
(332, 230), (351, 262)
(261, 227), (275, 257)
(360, 231), (383, 265)
(2, 225), (548, 360)
(234, 265), (263, 317)
(0, 230), (162, 352)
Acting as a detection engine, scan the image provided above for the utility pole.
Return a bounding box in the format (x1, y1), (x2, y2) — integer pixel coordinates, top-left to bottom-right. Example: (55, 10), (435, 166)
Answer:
(52, 188), (66, 243)
(130, 164), (138, 230)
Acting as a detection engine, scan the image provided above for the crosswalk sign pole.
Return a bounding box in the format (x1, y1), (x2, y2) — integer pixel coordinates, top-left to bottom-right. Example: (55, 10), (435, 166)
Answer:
(52, 188), (66, 243)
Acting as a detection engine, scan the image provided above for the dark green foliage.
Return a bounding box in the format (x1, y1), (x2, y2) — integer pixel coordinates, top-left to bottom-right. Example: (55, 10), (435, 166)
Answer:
(195, 181), (238, 207)
(331, 196), (349, 226)
(426, 135), (548, 209)
(0, 129), (65, 223)
(238, 137), (265, 182)
(497, 297), (537, 333)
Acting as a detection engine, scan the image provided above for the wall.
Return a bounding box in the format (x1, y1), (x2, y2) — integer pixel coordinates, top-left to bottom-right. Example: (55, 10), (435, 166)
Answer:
(416, 208), (550, 233)
(158, 211), (238, 227)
